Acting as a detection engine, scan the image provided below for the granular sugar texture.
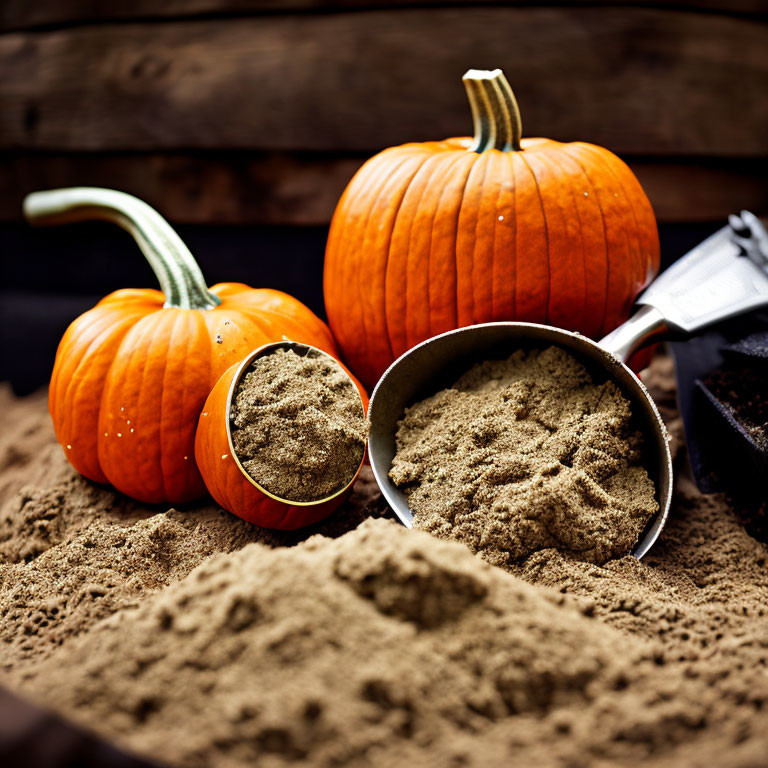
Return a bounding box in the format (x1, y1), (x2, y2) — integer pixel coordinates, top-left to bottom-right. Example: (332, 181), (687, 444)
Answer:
(390, 346), (658, 564)
(11, 520), (663, 768)
(230, 348), (366, 502)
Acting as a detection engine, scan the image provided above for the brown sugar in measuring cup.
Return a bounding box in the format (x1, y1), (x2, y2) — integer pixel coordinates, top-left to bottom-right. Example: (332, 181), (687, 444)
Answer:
(195, 341), (367, 529)
(389, 346), (659, 565)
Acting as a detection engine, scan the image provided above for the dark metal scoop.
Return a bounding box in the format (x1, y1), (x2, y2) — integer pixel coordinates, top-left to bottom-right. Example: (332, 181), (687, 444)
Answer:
(367, 212), (768, 559)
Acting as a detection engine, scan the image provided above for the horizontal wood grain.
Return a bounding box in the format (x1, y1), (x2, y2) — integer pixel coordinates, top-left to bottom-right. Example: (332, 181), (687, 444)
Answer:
(1, 152), (765, 224)
(0, 7), (765, 155)
(631, 161), (768, 223)
(1, 1), (765, 33)
(0, 152), (365, 225)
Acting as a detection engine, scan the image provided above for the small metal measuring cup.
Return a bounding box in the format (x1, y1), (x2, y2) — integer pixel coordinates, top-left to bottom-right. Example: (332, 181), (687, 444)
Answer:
(367, 212), (768, 558)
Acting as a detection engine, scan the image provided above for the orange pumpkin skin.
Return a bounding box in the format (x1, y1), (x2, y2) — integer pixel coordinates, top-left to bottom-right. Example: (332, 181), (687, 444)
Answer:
(50, 283), (344, 504)
(324, 75), (659, 388)
(195, 353), (367, 529)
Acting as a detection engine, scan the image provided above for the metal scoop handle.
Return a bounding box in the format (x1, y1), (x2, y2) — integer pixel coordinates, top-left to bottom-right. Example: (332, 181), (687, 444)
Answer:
(601, 211), (768, 361)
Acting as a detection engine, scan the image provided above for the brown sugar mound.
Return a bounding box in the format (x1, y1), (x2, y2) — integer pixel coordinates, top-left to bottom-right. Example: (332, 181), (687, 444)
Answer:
(390, 346), (658, 564)
(0, 386), (383, 675)
(10, 519), (675, 768)
(230, 348), (366, 502)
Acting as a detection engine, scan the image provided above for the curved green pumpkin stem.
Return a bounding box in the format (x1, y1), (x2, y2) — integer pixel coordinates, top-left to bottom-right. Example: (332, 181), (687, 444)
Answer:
(23, 187), (221, 310)
(463, 69), (522, 153)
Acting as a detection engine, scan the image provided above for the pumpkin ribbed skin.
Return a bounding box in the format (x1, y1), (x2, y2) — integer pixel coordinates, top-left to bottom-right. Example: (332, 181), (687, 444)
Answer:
(195, 352), (366, 529)
(50, 283), (343, 504)
(325, 76), (659, 388)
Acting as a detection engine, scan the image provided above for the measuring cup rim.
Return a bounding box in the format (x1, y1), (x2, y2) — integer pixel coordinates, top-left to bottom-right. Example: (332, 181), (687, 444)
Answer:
(224, 340), (367, 507)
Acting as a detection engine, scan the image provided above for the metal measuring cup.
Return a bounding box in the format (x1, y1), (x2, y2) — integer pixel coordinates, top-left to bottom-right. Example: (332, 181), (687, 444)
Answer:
(367, 212), (768, 558)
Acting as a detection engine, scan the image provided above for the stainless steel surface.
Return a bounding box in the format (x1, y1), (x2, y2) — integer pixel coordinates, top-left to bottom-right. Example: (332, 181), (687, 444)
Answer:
(730, 210), (768, 269)
(368, 322), (673, 559)
(367, 211), (768, 561)
(600, 305), (668, 361)
(634, 212), (768, 334)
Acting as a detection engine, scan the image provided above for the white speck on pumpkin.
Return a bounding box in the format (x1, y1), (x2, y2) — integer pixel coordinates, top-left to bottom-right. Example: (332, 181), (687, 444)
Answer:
(221, 454), (228, 460)
(130, 428), (134, 433)
(126, 419), (130, 425)
(584, 192), (588, 196)
(117, 433), (122, 437)
(104, 432), (108, 437)
(66, 444), (72, 450)
(498, 215), (504, 222)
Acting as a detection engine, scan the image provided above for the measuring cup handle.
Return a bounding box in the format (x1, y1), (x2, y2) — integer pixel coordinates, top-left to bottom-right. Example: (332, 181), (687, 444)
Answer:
(599, 305), (668, 362)
(599, 211), (768, 363)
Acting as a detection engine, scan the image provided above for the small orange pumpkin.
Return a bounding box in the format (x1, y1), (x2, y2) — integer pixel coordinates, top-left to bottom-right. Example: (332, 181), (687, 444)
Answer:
(324, 69), (660, 387)
(195, 342), (367, 529)
(30, 187), (349, 504)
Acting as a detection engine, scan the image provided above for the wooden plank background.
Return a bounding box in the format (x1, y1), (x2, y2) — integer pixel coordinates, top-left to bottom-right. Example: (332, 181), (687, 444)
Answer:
(0, 1), (766, 225)
(2, 0), (767, 31)
(1, 8), (766, 154)
(1, 153), (766, 225)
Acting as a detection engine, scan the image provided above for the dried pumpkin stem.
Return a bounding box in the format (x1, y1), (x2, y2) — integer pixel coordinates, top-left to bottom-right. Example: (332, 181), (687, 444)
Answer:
(463, 69), (522, 153)
(23, 187), (221, 310)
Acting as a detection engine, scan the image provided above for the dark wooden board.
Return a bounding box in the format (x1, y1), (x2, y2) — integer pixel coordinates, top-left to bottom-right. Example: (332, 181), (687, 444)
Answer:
(2, 152), (765, 225)
(2, 1), (766, 33)
(0, 7), (766, 155)
(0, 684), (162, 768)
(631, 161), (768, 223)
(0, 152), (365, 225)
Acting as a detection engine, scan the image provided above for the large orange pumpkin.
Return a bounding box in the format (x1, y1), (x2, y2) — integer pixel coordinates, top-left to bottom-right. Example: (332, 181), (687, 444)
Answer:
(29, 187), (346, 504)
(324, 69), (660, 387)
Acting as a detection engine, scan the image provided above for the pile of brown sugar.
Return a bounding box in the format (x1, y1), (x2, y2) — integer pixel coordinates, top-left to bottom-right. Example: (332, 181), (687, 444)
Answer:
(9, 519), (660, 768)
(390, 346), (658, 564)
(230, 348), (366, 502)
